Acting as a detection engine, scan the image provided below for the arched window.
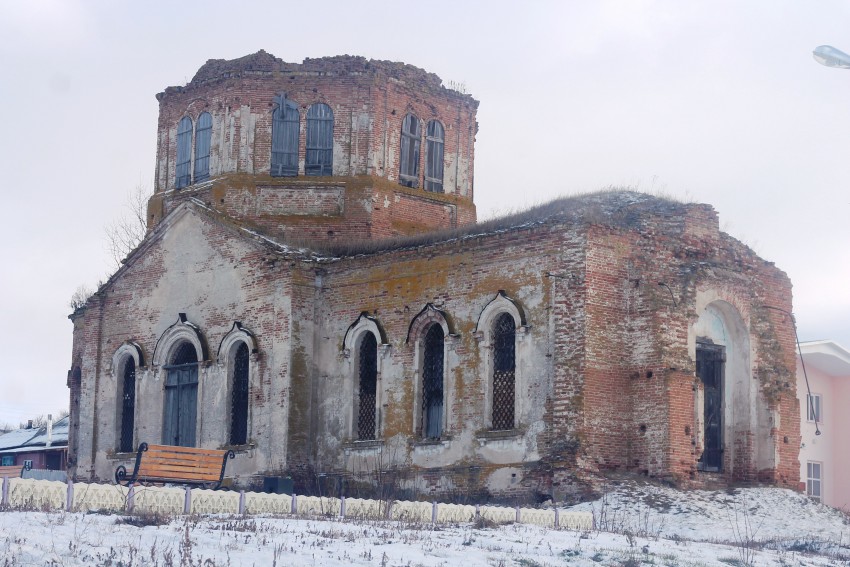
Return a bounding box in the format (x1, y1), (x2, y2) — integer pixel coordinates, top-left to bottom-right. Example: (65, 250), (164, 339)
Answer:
(194, 112), (212, 182)
(399, 113), (421, 188)
(271, 94), (299, 177)
(119, 358), (136, 452)
(422, 324), (445, 439)
(176, 116), (193, 189)
(306, 103), (333, 176)
(163, 341), (198, 447)
(425, 120), (444, 193)
(356, 333), (378, 440)
(230, 342), (250, 445)
(492, 313), (516, 430)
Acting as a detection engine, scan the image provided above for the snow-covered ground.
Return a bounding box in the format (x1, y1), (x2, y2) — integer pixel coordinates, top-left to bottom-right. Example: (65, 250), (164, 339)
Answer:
(2, 481), (849, 566)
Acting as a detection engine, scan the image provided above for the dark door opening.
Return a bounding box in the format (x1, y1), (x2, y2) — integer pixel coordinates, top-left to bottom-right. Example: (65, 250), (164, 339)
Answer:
(697, 341), (724, 472)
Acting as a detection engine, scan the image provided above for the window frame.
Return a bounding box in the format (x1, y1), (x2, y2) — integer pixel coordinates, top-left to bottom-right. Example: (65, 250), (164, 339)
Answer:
(271, 94), (300, 177)
(475, 292), (526, 432)
(305, 103), (334, 176)
(807, 461), (822, 501)
(424, 120), (445, 193)
(111, 342), (144, 453)
(217, 322), (257, 447)
(399, 113), (421, 188)
(193, 111), (213, 183)
(807, 392), (822, 423)
(175, 116), (194, 189)
(342, 314), (386, 442)
(407, 304), (453, 440)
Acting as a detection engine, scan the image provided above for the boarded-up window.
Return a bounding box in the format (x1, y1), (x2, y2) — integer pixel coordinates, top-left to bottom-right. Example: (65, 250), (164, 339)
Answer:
(424, 120), (444, 193)
(194, 112), (212, 182)
(399, 114), (421, 188)
(357, 333), (378, 440)
(492, 313), (516, 430)
(176, 116), (193, 188)
(230, 342), (250, 445)
(163, 342), (198, 447)
(306, 103), (333, 176)
(271, 95), (299, 177)
(422, 325), (444, 439)
(119, 358), (136, 453)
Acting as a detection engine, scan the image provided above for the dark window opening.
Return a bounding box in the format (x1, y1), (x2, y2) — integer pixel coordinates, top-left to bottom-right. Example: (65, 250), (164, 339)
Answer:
(422, 324), (444, 439)
(119, 358), (136, 453)
(424, 120), (445, 193)
(271, 94), (299, 177)
(696, 342), (724, 472)
(230, 342), (250, 445)
(399, 114), (421, 188)
(306, 103), (333, 176)
(194, 112), (212, 182)
(357, 333), (378, 440)
(492, 313), (516, 430)
(163, 342), (198, 447)
(176, 116), (193, 189)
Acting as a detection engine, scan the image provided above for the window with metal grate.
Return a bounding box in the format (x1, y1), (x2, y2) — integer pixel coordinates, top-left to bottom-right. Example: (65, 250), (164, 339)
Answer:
(357, 333), (378, 440)
(422, 325), (444, 439)
(492, 313), (516, 431)
(230, 342), (249, 445)
(119, 358), (136, 453)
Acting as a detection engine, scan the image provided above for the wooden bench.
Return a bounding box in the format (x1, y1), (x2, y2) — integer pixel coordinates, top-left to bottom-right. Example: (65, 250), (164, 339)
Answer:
(115, 443), (235, 489)
(0, 464), (25, 479)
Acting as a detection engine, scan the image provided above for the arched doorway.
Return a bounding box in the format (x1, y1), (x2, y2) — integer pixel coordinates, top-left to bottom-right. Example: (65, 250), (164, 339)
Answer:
(163, 341), (198, 447)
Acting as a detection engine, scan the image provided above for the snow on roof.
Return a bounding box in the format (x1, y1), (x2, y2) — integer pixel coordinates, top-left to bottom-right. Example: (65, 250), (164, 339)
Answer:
(0, 416), (69, 452)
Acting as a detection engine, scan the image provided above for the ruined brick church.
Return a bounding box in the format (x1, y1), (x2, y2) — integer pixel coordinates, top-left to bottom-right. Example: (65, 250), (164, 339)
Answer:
(68, 51), (801, 500)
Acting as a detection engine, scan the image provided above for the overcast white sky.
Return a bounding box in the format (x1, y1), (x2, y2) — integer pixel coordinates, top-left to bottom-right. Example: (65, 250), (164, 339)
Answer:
(0, 0), (848, 426)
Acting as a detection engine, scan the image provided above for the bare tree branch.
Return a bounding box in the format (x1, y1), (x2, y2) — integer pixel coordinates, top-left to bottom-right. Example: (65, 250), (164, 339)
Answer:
(105, 182), (152, 271)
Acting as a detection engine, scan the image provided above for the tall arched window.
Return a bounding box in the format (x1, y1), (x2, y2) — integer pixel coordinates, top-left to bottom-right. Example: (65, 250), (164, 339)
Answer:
(230, 342), (250, 445)
(194, 112), (212, 182)
(425, 120), (444, 193)
(399, 113), (421, 188)
(163, 341), (198, 447)
(271, 94), (299, 177)
(492, 313), (516, 431)
(306, 103), (333, 176)
(119, 358), (136, 452)
(422, 324), (445, 439)
(175, 116), (193, 189)
(357, 333), (378, 440)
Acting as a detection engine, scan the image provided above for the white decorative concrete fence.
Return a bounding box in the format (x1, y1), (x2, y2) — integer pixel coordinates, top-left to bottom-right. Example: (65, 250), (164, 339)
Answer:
(0, 477), (592, 530)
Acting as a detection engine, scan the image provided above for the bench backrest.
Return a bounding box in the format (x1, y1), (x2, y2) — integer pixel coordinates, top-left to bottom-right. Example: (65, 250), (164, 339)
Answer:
(136, 444), (228, 484)
(0, 465), (23, 478)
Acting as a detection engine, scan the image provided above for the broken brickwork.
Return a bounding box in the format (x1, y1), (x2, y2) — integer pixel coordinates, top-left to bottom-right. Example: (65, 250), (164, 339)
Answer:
(68, 52), (799, 502)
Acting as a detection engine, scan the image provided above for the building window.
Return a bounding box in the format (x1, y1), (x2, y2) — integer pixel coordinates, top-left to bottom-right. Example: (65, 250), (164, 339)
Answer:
(230, 342), (249, 446)
(492, 313), (516, 430)
(163, 341), (198, 447)
(399, 113), (421, 188)
(119, 358), (136, 453)
(306, 103), (333, 176)
(1, 456), (13, 466)
(807, 393), (822, 423)
(422, 324), (445, 439)
(194, 112), (212, 183)
(175, 116), (193, 189)
(424, 120), (444, 193)
(807, 461), (822, 501)
(271, 94), (299, 177)
(357, 333), (378, 440)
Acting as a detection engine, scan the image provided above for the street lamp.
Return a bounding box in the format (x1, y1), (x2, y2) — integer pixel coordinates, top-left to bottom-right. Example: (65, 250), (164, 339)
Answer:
(813, 45), (850, 69)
